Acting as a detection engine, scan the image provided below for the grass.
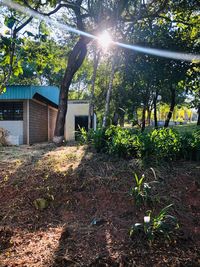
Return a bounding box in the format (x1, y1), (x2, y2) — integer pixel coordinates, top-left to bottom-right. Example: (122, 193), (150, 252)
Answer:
(171, 123), (200, 134)
(142, 122), (199, 134)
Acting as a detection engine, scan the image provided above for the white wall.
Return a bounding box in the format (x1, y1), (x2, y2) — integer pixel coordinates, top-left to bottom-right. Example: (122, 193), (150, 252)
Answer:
(0, 121), (23, 145)
(64, 102), (89, 140)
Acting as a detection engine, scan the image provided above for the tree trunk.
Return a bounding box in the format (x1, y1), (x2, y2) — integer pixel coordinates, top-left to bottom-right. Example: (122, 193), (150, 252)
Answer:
(88, 49), (100, 129)
(197, 104), (200, 126)
(119, 114), (125, 127)
(112, 112), (119, 126)
(164, 86), (176, 128)
(141, 106), (146, 132)
(102, 58), (116, 128)
(147, 107), (151, 126)
(53, 36), (90, 144)
(153, 95), (158, 129)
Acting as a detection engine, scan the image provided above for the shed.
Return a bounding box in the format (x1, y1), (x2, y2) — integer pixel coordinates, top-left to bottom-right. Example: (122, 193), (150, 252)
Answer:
(0, 85), (59, 145)
(65, 100), (96, 141)
(0, 86), (96, 145)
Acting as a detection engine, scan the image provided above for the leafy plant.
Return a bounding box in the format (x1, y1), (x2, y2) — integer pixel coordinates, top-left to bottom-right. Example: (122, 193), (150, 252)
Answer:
(130, 173), (151, 206)
(105, 126), (140, 158)
(91, 128), (107, 152)
(130, 169), (159, 206)
(149, 128), (181, 161)
(80, 125), (200, 162)
(180, 129), (200, 161)
(130, 204), (179, 243)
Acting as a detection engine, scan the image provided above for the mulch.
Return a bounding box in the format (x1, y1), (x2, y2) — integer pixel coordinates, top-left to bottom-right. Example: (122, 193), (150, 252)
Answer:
(0, 145), (199, 266)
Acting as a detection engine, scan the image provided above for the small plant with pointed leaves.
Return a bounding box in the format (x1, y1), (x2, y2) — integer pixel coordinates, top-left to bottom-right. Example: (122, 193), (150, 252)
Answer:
(130, 173), (153, 206)
(130, 204), (179, 243)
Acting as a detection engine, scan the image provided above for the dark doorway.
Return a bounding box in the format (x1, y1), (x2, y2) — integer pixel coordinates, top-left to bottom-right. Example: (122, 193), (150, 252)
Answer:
(75, 116), (88, 140)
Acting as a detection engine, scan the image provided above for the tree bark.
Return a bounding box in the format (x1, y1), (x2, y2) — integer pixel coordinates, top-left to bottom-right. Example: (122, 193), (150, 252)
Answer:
(147, 107), (151, 126)
(164, 86), (176, 128)
(141, 106), (146, 132)
(119, 114), (125, 127)
(88, 49), (100, 129)
(102, 57), (116, 128)
(112, 112), (119, 126)
(153, 94), (158, 129)
(53, 36), (90, 144)
(197, 104), (200, 126)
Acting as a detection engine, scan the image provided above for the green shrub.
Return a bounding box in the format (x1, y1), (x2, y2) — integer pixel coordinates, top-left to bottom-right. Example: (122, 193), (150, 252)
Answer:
(192, 129), (200, 161)
(79, 125), (200, 161)
(105, 126), (140, 158)
(149, 128), (181, 161)
(91, 128), (107, 152)
(180, 129), (200, 161)
(179, 131), (194, 160)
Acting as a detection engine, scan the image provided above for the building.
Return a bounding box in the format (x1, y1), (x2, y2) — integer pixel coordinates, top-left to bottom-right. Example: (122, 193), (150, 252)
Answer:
(65, 100), (96, 141)
(0, 86), (96, 145)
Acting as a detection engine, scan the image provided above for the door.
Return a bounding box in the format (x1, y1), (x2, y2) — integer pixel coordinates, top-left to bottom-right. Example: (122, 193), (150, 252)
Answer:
(75, 116), (88, 140)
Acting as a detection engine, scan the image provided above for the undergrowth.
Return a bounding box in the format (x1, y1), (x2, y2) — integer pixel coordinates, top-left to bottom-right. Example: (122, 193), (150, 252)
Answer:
(79, 126), (200, 162)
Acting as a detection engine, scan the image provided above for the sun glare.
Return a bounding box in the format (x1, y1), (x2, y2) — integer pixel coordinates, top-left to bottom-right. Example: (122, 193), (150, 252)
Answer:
(97, 30), (112, 50)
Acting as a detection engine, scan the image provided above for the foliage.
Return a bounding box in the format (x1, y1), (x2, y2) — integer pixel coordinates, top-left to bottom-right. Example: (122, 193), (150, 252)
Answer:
(130, 204), (179, 243)
(130, 173), (152, 206)
(149, 128), (181, 161)
(105, 126), (140, 158)
(180, 129), (200, 161)
(0, 128), (9, 146)
(77, 127), (107, 152)
(79, 125), (200, 162)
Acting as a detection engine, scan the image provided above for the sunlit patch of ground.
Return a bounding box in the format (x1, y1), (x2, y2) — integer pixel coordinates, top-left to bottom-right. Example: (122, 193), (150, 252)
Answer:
(0, 226), (63, 267)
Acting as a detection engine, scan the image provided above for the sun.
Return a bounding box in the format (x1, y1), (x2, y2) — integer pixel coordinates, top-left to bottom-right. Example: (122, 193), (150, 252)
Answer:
(97, 30), (112, 50)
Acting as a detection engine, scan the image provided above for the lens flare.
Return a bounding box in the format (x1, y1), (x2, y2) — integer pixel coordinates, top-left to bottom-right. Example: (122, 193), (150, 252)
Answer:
(98, 31), (112, 49)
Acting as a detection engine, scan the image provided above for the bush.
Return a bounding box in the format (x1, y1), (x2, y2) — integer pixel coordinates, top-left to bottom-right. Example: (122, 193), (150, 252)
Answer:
(149, 128), (181, 161)
(105, 126), (140, 158)
(180, 129), (200, 161)
(0, 128), (9, 146)
(79, 125), (200, 161)
(91, 128), (107, 152)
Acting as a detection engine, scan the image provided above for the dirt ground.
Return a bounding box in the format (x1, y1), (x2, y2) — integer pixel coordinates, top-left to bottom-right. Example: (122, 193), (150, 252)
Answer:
(0, 143), (199, 267)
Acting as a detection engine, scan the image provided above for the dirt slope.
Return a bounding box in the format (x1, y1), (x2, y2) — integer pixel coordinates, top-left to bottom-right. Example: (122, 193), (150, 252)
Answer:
(0, 144), (199, 267)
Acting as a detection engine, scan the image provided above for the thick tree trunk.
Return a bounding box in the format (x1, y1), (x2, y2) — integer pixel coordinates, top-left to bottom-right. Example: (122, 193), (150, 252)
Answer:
(197, 104), (200, 126)
(53, 37), (90, 144)
(141, 106), (146, 132)
(102, 58), (116, 127)
(164, 87), (176, 128)
(88, 49), (100, 129)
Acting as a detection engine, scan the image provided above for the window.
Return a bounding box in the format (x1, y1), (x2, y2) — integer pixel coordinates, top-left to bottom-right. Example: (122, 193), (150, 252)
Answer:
(0, 102), (23, 121)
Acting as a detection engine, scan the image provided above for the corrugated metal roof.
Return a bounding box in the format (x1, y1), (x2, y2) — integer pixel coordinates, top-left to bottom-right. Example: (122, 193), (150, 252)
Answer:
(0, 85), (59, 105)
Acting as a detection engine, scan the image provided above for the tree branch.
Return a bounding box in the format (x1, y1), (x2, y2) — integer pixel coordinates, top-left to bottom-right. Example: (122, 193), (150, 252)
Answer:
(14, 16), (33, 36)
(157, 15), (196, 26)
(23, 0), (88, 17)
